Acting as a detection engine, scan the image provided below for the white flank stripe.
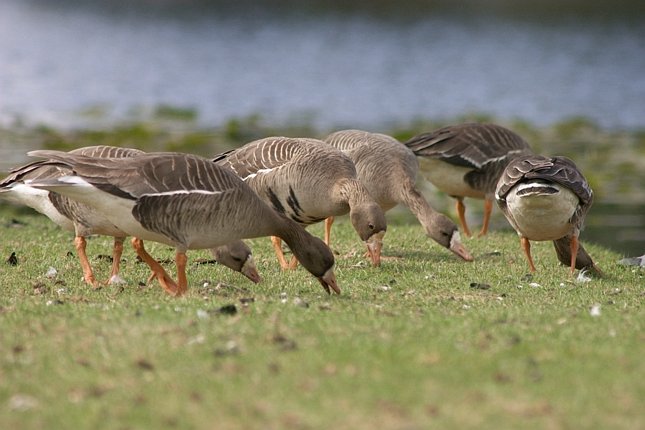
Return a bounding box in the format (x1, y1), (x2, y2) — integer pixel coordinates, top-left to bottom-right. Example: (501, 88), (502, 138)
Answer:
(26, 175), (91, 187)
(480, 153), (518, 166)
(145, 189), (222, 197)
(242, 168), (272, 181)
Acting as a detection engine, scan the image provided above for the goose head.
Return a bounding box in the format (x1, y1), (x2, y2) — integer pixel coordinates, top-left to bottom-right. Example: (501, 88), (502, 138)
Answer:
(210, 240), (261, 284)
(349, 202), (387, 267)
(289, 233), (339, 294)
(426, 213), (474, 261)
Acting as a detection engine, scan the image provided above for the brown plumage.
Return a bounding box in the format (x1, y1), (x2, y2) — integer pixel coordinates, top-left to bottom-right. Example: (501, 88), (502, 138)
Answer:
(405, 123), (533, 237)
(324, 129), (473, 262)
(26, 150), (338, 296)
(3, 146), (260, 287)
(1, 146), (143, 287)
(213, 137), (387, 268)
(495, 154), (599, 274)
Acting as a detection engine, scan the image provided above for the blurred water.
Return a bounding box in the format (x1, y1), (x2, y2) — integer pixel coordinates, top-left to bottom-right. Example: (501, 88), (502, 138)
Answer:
(0, 0), (644, 131)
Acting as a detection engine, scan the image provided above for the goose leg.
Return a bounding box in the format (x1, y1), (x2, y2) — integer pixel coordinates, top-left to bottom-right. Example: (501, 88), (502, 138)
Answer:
(521, 237), (536, 272)
(478, 198), (493, 237)
(456, 198), (472, 237)
(131, 238), (179, 295)
(271, 236), (293, 270)
(288, 254), (299, 269)
(175, 251), (188, 296)
(324, 216), (334, 245)
(75, 236), (99, 288)
(569, 235), (579, 275)
(106, 237), (125, 285)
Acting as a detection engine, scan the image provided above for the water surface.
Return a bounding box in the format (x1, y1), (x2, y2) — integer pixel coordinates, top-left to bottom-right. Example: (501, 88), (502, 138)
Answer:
(1, 0), (644, 130)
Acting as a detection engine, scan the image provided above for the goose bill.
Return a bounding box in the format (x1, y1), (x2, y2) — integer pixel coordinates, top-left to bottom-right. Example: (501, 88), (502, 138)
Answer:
(449, 231), (474, 261)
(318, 268), (340, 295)
(240, 256), (262, 284)
(365, 230), (385, 267)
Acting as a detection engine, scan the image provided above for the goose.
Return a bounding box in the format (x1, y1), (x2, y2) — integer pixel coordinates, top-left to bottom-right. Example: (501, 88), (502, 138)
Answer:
(212, 137), (387, 268)
(495, 154), (599, 274)
(323, 129), (473, 262)
(26, 150), (338, 296)
(404, 123), (533, 237)
(1, 146), (142, 287)
(2, 146), (261, 287)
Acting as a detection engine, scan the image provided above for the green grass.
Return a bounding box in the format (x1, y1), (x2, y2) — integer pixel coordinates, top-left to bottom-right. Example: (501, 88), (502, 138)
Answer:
(0, 206), (643, 430)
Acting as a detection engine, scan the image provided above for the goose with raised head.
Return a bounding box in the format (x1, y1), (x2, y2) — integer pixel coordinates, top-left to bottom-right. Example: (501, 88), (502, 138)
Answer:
(26, 150), (338, 296)
(213, 136), (387, 268)
(324, 129), (473, 262)
(404, 123), (533, 237)
(495, 154), (599, 274)
(1, 146), (143, 287)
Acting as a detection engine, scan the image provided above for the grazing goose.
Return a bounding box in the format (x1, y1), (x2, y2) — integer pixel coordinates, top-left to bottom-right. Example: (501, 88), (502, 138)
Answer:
(213, 137), (387, 268)
(26, 150), (338, 296)
(2, 146), (260, 287)
(0, 146), (143, 287)
(404, 123), (533, 237)
(323, 129), (473, 262)
(495, 154), (599, 274)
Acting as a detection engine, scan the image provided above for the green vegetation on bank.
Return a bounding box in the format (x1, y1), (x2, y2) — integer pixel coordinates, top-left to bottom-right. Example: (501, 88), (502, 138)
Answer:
(2, 112), (644, 204)
(4, 112), (644, 253)
(0, 205), (643, 429)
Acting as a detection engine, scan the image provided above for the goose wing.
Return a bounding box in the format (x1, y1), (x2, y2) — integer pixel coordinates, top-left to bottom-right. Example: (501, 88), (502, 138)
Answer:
(1, 160), (67, 186)
(28, 150), (242, 199)
(212, 137), (312, 179)
(405, 123), (531, 169)
(70, 145), (145, 158)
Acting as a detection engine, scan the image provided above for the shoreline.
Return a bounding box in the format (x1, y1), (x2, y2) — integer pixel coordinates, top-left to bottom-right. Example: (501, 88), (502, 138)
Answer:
(1, 112), (644, 256)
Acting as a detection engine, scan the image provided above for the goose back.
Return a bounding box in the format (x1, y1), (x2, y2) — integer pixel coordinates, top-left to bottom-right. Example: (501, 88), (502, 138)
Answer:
(214, 137), (364, 225)
(496, 154), (593, 231)
(324, 129), (418, 211)
(405, 123), (531, 168)
(405, 123), (533, 196)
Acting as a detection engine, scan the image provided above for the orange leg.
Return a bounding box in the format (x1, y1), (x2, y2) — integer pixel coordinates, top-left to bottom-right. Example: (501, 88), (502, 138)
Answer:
(107, 237), (125, 284)
(324, 216), (334, 245)
(74, 236), (99, 288)
(569, 235), (579, 275)
(288, 255), (299, 270)
(175, 252), (188, 296)
(478, 198), (493, 237)
(131, 237), (179, 296)
(271, 236), (293, 270)
(521, 237), (537, 272)
(456, 199), (472, 238)
(146, 270), (157, 285)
